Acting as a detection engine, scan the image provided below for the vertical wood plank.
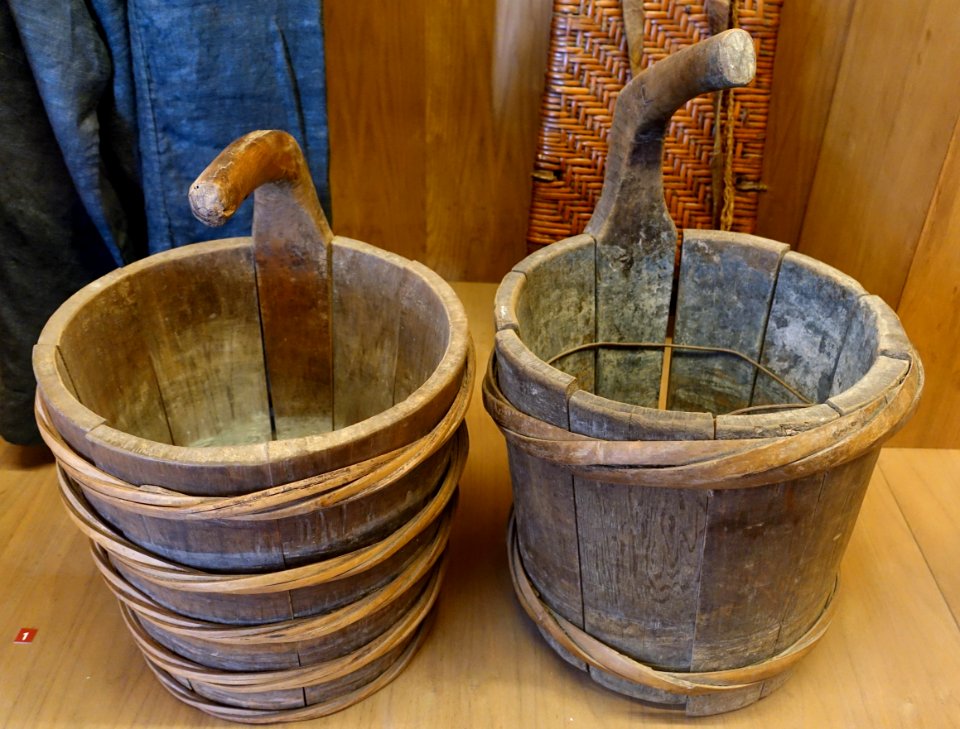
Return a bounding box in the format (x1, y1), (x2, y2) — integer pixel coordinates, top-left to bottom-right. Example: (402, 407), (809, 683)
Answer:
(755, 0), (858, 245)
(574, 480), (709, 670)
(330, 239), (405, 429)
(512, 234), (596, 392)
(891, 114), (960, 448)
(507, 446), (584, 629)
(494, 329), (577, 429)
(53, 278), (173, 446)
(754, 253), (864, 405)
(769, 450), (879, 657)
(793, 0), (960, 306)
(253, 190), (334, 441)
(132, 242), (272, 447)
(323, 0), (551, 281)
(689, 474), (825, 671)
(393, 271), (451, 405)
(669, 231), (787, 413)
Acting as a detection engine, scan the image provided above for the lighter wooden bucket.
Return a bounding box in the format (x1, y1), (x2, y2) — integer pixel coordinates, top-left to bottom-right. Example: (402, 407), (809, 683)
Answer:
(33, 131), (472, 722)
(484, 31), (922, 716)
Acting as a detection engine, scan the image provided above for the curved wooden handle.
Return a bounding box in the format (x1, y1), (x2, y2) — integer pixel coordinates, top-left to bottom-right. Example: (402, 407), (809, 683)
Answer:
(189, 129), (332, 242)
(586, 29), (756, 407)
(189, 130), (335, 438)
(586, 28), (755, 244)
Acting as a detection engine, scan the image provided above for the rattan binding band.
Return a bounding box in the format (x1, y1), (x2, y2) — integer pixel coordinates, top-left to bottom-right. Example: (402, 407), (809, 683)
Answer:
(34, 347), (474, 521)
(141, 614), (431, 725)
(483, 353), (922, 489)
(507, 513), (838, 696)
(88, 508), (450, 646)
(120, 561), (442, 693)
(53, 432), (462, 595)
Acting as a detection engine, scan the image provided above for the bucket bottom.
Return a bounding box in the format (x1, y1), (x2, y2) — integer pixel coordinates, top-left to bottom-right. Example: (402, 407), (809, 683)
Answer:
(506, 514), (837, 717)
(122, 589), (438, 724)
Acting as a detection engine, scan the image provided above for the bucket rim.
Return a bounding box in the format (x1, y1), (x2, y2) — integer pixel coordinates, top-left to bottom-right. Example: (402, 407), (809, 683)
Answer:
(493, 230), (920, 441)
(33, 236), (470, 491)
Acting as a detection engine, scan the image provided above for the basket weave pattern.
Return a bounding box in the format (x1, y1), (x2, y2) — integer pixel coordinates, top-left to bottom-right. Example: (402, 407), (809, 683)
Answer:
(526, 0), (783, 252)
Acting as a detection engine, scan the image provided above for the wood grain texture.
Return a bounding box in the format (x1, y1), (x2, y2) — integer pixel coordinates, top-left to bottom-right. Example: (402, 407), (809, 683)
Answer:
(574, 480), (709, 670)
(755, 0), (857, 246)
(44, 274), (173, 447)
(512, 234), (596, 392)
(792, 0), (960, 306)
(669, 230), (787, 413)
(878, 448), (960, 624)
(34, 236), (470, 497)
(190, 130), (336, 441)
(118, 243), (272, 448)
(330, 244), (407, 429)
(508, 446), (583, 627)
(323, 0), (552, 281)
(588, 30), (756, 407)
(891, 114), (960, 448)
(754, 253), (865, 406)
(4, 284), (960, 726)
(689, 474), (825, 673)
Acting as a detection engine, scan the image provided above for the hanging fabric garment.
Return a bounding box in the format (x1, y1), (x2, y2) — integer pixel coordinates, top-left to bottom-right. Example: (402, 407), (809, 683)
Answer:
(0, 0), (330, 444)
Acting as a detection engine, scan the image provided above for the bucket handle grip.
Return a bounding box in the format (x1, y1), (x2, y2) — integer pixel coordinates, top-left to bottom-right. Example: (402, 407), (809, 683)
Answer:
(188, 129), (332, 243)
(188, 130), (335, 438)
(585, 28), (756, 251)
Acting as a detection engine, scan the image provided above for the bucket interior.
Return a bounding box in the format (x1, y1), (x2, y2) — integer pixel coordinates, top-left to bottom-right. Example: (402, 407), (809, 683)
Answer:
(49, 239), (451, 448)
(507, 231), (907, 425)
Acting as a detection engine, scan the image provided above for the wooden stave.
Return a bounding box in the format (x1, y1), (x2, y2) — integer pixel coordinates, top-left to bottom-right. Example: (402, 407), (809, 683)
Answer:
(33, 236), (471, 497)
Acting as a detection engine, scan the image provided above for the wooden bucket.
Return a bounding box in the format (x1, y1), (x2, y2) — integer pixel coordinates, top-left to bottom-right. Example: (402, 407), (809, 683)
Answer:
(33, 131), (472, 722)
(484, 30), (922, 716)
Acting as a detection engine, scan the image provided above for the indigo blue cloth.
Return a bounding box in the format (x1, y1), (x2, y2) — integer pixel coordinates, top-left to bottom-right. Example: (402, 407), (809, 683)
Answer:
(0, 1), (329, 444)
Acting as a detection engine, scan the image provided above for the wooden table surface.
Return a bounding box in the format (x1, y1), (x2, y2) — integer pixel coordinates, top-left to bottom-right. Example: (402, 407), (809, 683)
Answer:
(2, 281), (959, 728)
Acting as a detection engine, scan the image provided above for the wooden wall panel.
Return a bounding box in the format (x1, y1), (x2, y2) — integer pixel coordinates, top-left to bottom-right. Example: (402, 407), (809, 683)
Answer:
(760, 1), (960, 447)
(324, 1), (428, 262)
(755, 0), (857, 246)
(791, 0), (960, 306)
(324, 0), (552, 282)
(889, 116), (960, 449)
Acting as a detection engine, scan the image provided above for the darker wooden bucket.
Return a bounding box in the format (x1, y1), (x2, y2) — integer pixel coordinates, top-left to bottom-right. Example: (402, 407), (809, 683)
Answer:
(33, 131), (472, 722)
(484, 31), (922, 716)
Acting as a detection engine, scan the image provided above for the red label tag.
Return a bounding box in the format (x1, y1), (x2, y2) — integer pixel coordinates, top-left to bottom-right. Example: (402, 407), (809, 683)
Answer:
(13, 628), (37, 644)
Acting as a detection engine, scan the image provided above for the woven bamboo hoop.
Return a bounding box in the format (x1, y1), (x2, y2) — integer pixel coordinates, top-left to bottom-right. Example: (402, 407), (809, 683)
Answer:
(486, 30), (923, 716)
(87, 513), (447, 671)
(53, 426), (462, 621)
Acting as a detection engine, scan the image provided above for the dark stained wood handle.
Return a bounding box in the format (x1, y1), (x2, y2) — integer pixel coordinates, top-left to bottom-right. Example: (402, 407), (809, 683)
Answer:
(705, 0), (732, 36)
(585, 28), (755, 248)
(189, 129), (333, 243)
